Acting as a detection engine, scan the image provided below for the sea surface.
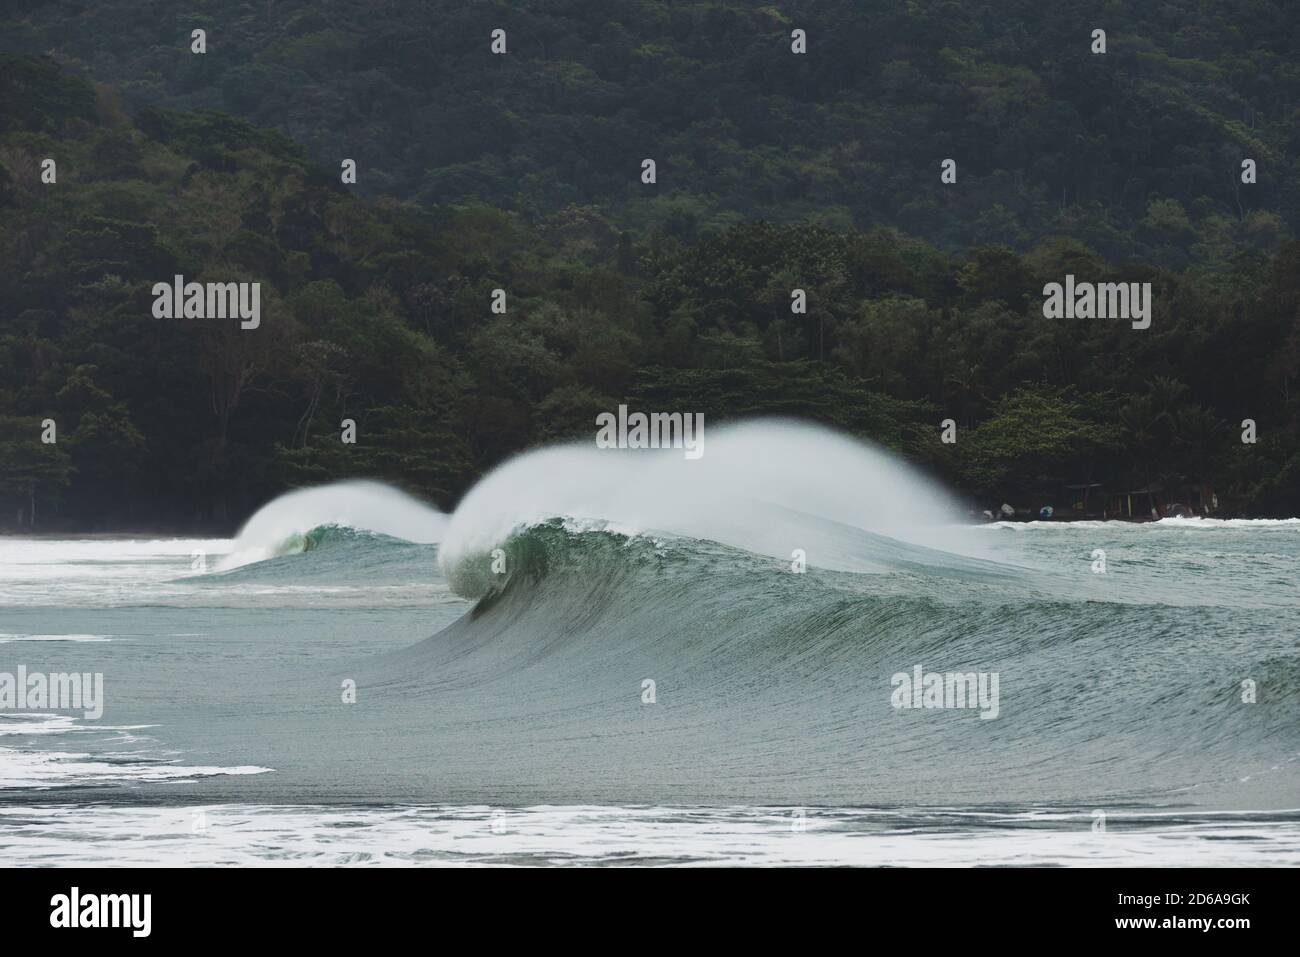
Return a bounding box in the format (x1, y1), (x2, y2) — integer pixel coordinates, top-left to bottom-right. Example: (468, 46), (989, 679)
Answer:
(1, 514), (1297, 866)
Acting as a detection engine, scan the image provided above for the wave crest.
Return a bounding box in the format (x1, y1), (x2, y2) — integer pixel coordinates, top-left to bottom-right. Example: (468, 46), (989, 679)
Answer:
(437, 419), (988, 590)
(220, 481), (446, 570)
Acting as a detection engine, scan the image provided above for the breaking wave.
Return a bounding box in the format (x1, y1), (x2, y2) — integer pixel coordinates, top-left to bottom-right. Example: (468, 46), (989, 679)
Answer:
(197, 419), (1299, 805)
(220, 480), (446, 569)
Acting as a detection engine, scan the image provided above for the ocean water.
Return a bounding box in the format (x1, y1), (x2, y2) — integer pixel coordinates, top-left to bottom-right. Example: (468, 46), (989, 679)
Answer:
(1, 424), (1298, 866)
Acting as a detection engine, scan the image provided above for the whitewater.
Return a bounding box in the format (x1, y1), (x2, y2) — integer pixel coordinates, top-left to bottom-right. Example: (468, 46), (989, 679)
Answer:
(1, 420), (1297, 865)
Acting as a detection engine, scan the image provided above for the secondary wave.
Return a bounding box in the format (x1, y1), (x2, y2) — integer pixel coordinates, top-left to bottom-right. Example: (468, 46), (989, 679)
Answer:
(220, 480), (446, 570)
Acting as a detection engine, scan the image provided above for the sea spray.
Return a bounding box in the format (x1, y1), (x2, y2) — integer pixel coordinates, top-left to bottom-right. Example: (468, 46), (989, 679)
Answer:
(220, 480), (447, 570)
(437, 418), (985, 598)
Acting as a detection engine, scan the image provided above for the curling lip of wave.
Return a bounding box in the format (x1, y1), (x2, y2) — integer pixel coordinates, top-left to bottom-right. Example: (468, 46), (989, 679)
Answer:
(436, 418), (991, 590)
(219, 420), (990, 578)
(219, 480), (446, 570)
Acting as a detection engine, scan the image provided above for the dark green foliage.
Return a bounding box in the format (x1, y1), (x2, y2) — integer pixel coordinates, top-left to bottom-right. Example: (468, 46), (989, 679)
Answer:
(0, 54), (97, 132)
(0, 49), (1297, 530)
(3, 2), (1297, 265)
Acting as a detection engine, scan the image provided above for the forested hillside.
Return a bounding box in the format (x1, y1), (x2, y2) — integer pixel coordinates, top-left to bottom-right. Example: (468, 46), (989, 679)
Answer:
(1, 1), (1298, 530)
(3, 0), (1298, 265)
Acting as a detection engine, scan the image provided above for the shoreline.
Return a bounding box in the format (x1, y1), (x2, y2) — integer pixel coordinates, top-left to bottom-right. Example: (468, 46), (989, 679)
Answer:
(3, 515), (1300, 541)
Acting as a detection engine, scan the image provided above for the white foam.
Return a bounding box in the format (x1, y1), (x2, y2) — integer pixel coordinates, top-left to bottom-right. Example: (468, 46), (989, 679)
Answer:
(0, 713), (271, 789)
(1156, 516), (1300, 528)
(0, 633), (113, 643)
(0, 804), (1294, 867)
(980, 517), (1300, 530)
(0, 537), (233, 606)
(0, 746), (272, 789)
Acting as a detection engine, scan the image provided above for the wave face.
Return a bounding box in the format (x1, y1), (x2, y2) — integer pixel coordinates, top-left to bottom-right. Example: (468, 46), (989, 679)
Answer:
(343, 518), (1298, 806)
(184, 420), (1298, 807)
